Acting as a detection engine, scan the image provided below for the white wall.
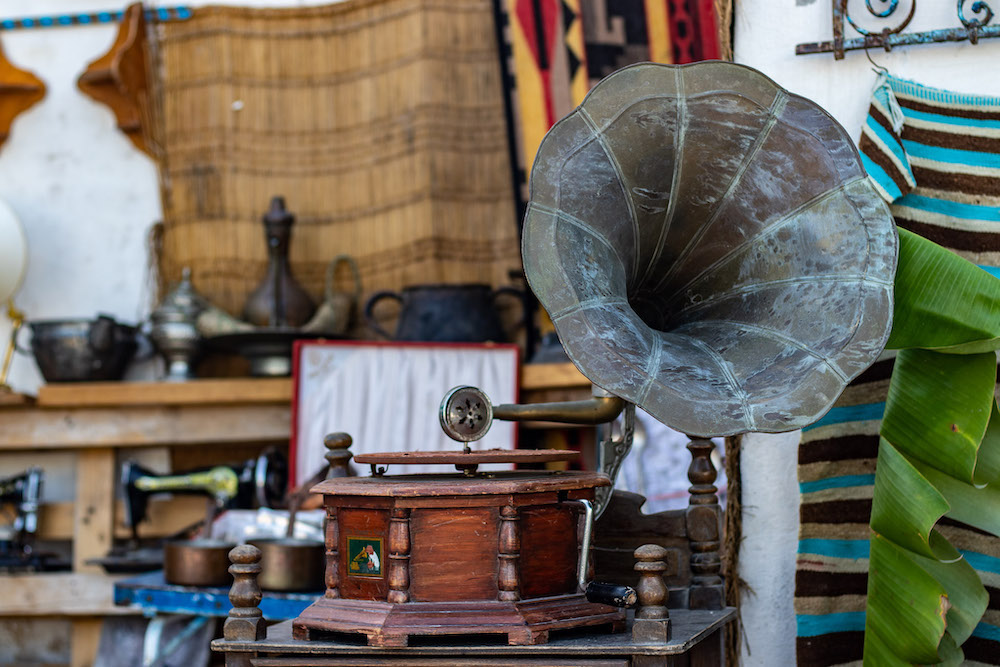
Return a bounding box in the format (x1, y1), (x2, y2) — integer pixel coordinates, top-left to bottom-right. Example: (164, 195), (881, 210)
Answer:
(0, 0), (161, 393)
(733, 3), (1000, 665)
(0, 0), (344, 395)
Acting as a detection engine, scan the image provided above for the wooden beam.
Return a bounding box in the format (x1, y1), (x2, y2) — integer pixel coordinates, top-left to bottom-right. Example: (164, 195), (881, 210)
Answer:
(0, 404), (290, 450)
(37, 377), (291, 408)
(0, 573), (137, 616)
(520, 362), (588, 391)
(38, 494), (212, 541)
(70, 617), (103, 667)
(0, 390), (34, 406)
(74, 449), (116, 573)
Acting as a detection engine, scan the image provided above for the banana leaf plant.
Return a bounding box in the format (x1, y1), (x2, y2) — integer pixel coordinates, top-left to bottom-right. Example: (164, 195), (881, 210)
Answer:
(864, 227), (1000, 665)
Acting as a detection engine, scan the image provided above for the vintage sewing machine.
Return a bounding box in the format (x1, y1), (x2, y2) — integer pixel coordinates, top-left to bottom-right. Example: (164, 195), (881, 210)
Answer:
(93, 450), (289, 574)
(0, 467), (67, 571)
(121, 449), (288, 539)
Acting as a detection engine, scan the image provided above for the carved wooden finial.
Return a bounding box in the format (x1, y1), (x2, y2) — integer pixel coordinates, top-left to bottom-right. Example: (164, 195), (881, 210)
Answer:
(632, 543), (671, 642)
(686, 437), (724, 610)
(224, 545), (266, 641)
(324, 432), (353, 478)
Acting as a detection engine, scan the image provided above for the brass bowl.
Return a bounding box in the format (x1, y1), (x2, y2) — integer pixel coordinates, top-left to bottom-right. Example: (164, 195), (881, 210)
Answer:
(163, 539), (235, 587)
(249, 537), (325, 592)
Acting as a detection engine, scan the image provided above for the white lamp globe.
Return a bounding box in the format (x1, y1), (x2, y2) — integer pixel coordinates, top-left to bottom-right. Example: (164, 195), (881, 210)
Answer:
(0, 198), (27, 303)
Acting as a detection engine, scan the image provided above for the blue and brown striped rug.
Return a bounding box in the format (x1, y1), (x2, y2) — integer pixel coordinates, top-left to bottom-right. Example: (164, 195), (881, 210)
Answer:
(795, 73), (1000, 665)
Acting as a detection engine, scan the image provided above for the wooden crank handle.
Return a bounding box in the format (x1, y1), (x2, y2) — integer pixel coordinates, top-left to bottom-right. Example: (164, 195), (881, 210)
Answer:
(585, 582), (637, 608)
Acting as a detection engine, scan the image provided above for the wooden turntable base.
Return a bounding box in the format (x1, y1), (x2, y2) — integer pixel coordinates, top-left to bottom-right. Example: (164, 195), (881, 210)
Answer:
(294, 595), (625, 647)
(292, 459), (625, 646)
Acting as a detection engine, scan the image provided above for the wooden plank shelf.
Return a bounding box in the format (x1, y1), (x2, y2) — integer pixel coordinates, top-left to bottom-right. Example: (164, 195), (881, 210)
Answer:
(0, 404), (291, 450)
(36, 495), (210, 541)
(0, 390), (34, 407)
(37, 377), (291, 407)
(520, 362), (588, 391)
(0, 573), (140, 617)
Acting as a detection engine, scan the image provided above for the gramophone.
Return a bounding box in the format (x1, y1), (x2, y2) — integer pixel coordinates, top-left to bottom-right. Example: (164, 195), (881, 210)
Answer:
(292, 61), (897, 646)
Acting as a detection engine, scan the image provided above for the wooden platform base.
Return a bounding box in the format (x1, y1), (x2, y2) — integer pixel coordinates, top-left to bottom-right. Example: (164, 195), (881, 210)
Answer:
(292, 595), (626, 646)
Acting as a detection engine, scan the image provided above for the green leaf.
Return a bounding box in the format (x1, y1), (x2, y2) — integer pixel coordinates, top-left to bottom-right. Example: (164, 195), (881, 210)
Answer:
(870, 438), (948, 559)
(865, 534), (949, 664)
(918, 531), (989, 647)
(975, 400), (1000, 486)
(933, 632), (965, 667)
(881, 349), (997, 484)
(911, 459), (1000, 537)
(864, 532), (986, 666)
(886, 228), (1000, 353)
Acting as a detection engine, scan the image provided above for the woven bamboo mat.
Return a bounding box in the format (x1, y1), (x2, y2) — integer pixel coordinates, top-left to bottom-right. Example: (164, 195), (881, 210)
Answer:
(149, 0), (520, 334)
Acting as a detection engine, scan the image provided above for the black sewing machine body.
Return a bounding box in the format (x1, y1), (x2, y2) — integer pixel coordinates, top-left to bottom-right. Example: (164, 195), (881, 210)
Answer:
(0, 467), (68, 572)
(121, 448), (288, 538)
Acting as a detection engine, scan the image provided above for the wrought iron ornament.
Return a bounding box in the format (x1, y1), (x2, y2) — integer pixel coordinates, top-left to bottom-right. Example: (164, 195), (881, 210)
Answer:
(797, 0), (1000, 58)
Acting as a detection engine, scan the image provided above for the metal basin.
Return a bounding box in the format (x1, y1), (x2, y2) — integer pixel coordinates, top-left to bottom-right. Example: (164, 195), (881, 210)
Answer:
(29, 315), (138, 382)
(163, 539), (235, 587)
(249, 537), (325, 592)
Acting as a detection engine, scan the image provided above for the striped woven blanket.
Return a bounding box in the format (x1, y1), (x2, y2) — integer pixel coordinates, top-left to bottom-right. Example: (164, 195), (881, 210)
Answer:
(794, 74), (1000, 665)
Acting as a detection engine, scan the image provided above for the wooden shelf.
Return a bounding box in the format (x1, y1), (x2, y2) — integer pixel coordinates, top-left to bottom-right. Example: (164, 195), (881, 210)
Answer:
(520, 362), (588, 391)
(0, 404), (290, 450)
(37, 377), (291, 407)
(37, 495), (211, 541)
(0, 573), (140, 617)
(0, 390), (35, 407)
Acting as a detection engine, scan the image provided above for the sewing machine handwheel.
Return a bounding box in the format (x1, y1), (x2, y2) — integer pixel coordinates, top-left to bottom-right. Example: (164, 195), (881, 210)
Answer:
(439, 385), (493, 442)
(255, 448), (288, 508)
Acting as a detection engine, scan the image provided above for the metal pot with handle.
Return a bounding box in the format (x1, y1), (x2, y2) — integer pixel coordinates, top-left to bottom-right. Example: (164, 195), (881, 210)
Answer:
(364, 283), (524, 342)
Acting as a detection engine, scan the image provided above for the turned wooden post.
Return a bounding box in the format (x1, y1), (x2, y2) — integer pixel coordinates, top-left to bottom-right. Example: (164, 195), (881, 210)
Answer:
(686, 437), (724, 610)
(387, 507), (411, 603)
(224, 545), (266, 641)
(632, 544), (671, 642)
(321, 432), (351, 599)
(325, 506), (340, 599)
(498, 504), (520, 601)
(324, 432), (353, 478)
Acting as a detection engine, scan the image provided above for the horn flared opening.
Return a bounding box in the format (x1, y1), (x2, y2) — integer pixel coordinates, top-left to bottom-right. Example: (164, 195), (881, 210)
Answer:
(522, 62), (898, 437)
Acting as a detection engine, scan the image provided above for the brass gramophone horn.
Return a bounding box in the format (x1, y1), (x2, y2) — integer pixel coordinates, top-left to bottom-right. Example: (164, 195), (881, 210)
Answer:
(441, 60), (897, 514)
(524, 61), (897, 437)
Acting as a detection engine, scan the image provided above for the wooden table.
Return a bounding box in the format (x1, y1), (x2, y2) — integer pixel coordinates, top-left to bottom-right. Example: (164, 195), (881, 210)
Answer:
(213, 609), (735, 666)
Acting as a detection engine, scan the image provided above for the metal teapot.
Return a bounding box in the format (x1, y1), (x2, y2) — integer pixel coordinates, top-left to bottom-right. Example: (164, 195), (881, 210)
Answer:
(149, 268), (208, 381)
(364, 283), (523, 343)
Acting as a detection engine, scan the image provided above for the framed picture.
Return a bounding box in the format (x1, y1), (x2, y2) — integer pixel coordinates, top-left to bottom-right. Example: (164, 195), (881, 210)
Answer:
(346, 536), (384, 578)
(290, 340), (520, 485)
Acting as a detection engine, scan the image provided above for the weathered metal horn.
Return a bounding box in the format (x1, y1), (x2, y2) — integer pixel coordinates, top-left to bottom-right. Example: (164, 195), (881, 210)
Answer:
(521, 61), (898, 437)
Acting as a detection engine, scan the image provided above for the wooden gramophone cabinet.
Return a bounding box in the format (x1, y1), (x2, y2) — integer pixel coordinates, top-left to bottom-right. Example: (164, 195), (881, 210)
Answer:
(292, 452), (626, 647)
